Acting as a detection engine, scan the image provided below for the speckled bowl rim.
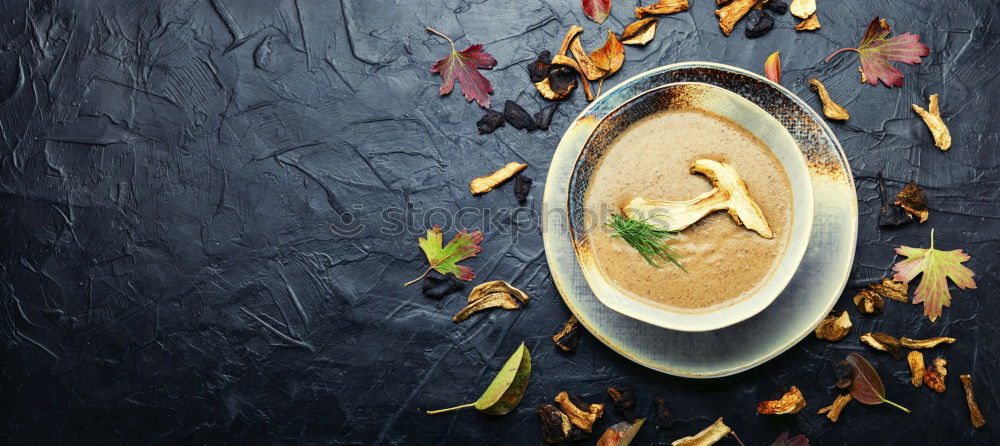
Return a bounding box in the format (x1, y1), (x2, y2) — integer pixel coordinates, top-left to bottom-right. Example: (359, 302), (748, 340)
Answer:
(542, 62), (858, 378)
(565, 82), (816, 332)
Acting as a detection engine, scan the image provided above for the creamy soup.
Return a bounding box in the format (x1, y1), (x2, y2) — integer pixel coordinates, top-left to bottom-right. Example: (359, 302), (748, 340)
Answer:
(583, 109), (793, 311)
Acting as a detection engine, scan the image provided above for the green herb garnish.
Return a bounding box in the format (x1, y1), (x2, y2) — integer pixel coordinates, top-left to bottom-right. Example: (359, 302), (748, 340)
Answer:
(605, 214), (684, 270)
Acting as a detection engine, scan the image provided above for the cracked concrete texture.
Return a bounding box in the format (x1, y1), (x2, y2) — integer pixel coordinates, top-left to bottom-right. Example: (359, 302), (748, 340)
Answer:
(0, 0), (997, 444)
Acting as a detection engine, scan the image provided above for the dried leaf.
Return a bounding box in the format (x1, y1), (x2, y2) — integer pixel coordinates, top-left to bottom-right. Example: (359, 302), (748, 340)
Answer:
(621, 18), (659, 45)
(590, 31), (625, 77)
(825, 17), (930, 87)
(453, 280), (529, 322)
(908, 351), (924, 387)
(716, 0), (757, 36)
(582, 0), (612, 24)
(770, 431), (810, 446)
(757, 386), (807, 415)
(814, 310), (851, 341)
(892, 229), (977, 322)
(637, 0), (690, 18)
(912, 94), (951, 150)
(427, 28), (497, 109)
(427, 342), (531, 415)
(569, 37), (610, 81)
(817, 394), (852, 423)
(846, 353), (910, 412)
(894, 181), (928, 223)
(794, 13), (820, 31)
(671, 418), (731, 446)
(789, 0), (815, 19)
(870, 278), (908, 303)
(764, 51), (781, 83)
(960, 375), (986, 428)
(470, 162), (528, 195)
(809, 78), (850, 120)
(597, 418), (646, 446)
(405, 226), (482, 286)
(924, 357), (947, 392)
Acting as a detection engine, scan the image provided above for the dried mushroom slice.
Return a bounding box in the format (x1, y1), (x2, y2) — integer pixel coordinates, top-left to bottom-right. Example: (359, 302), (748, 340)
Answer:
(554, 391), (604, 433)
(900, 336), (956, 349)
(912, 93), (951, 150)
(757, 386), (807, 415)
(607, 385), (638, 422)
(538, 404), (577, 444)
(794, 13), (820, 31)
(716, 0), (757, 36)
(817, 394), (852, 422)
(815, 310), (852, 341)
(860, 332), (904, 360)
(452, 280), (529, 322)
(869, 278), (908, 302)
(809, 78), (849, 120)
(789, 0), (815, 19)
(671, 417), (731, 446)
(470, 162), (528, 195)
(853, 288), (884, 314)
(908, 350), (925, 387)
(636, 0), (690, 18)
(894, 181), (928, 223)
(960, 375), (986, 428)
(552, 315), (581, 352)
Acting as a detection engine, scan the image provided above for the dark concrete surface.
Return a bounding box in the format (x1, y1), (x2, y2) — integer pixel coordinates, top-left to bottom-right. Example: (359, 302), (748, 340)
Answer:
(1, 0), (997, 444)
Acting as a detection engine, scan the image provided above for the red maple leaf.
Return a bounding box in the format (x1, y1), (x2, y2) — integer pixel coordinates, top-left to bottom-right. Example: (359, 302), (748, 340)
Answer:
(427, 27), (496, 109)
(582, 0), (611, 24)
(826, 17), (930, 87)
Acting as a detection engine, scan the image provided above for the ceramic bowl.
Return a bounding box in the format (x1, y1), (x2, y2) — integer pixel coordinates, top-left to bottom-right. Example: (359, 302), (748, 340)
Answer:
(566, 82), (814, 332)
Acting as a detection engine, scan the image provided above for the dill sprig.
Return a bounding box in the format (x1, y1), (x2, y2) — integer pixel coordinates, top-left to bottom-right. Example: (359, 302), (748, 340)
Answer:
(605, 214), (685, 270)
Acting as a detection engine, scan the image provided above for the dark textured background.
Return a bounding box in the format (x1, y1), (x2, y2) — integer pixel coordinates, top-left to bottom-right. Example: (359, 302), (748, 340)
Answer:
(1, 0), (997, 444)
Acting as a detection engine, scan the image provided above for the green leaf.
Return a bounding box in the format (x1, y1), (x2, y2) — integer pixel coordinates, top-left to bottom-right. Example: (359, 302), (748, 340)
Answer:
(892, 229), (976, 322)
(404, 225), (483, 286)
(426, 343), (531, 416)
(597, 418), (646, 446)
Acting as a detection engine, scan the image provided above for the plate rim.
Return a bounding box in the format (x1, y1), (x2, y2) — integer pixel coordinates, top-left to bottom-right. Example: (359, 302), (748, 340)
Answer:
(542, 61), (858, 378)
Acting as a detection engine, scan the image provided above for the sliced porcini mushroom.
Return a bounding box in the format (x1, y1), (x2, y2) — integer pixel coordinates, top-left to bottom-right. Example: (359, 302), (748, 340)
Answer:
(809, 78), (849, 121)
(901, 336), (956, 349)
(789, 0), (816, 19)
(815, 310), (852, 341)
(960, 375), (986, 428)
(623, 159), (773, 238)
(818, 394), (852, 422)
(908, 350), (925, 387)
(671, 417), (731, 446)
(912, 93), (951, 150)
(568, 37), (609, 81)
(551, 55), (594, 101)
(554, 391), (604, 433)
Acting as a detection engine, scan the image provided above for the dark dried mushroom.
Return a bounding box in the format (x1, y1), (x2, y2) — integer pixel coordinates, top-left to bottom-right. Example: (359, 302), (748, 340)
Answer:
(853, 288), (884, 315)
(552, 314), (581, 352)
(757, 386), (807, 415)
(423, 270), (466, 299)
(528, 50), (552, 83)
(869, 278), (908, 302)
(538, 404), (573, 444)
(744, 10), (775, 38)
(651, 396), (674, 429)
(555, 391), (604, 433)
(860, 332), (904, 360)
(503, 100), (537, 130)
(535, 65), (579, 100)
(476, 110), (505, 134)
(894, 181), (929, 223)
(834, 359), (852, 391)
(878, 172), (912, 226)
(815, 310), (852, 341)
(534, 103), (560, 130)
(924, 357), (947, 392)
(765, 0), (788, 14)
(607, 385), (638, 422)
(514, 175), (533, 204)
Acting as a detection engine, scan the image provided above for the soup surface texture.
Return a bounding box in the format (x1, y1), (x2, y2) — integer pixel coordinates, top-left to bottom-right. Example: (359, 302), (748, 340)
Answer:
(583, 109), (793, 311)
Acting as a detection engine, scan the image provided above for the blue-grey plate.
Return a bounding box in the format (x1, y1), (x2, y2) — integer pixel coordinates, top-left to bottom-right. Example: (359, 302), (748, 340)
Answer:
(541, 62), (857, 378)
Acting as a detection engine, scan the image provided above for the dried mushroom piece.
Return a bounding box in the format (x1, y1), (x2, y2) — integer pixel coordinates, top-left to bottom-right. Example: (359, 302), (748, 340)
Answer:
(554, 391), (604, 433)
(476, 110), (505, 134)
(552, 54), (594, 101)
(853, 289), (884, 314)
(671, 417), (731, 446)
(533, 103), (559, 131)
(744, 10), (775, 38)
(809, 78), (850, 120)
(569, 37), (610, 81)
(765, 0), (788, 14)
(908, 350), (925, 387)
(817, 394), (852, 422)
(538, 404), (587, 443)
(470, 162), (528, 195)
(552, 315), (581, 352)
(607, 385), (638, 422)
(924, 357), (947, 392)
(716, 0), (758, 36)
(789, 0), (815, 19)
(878, 172), (912, 227)
(860, 332), (904, 360)
(815, 310), (852, 341)
(795, 13), (820, 31)
(870, 278), (908, 302)
(514, 175), (533, 204)
(901, 336), (956, 349)
(452, 280), (529, 322)
(960, 375), (986, 428)
(834, 359), (853, 391)
(636, 0), (690, 18)
(757, 386), (807, 415)
(624, 159), (773, 238)
(503, 100), (536, 130)
(912, 94), (951, 151)
(536, 65), (579, 100)
(527, 50), (552, 82)
(894, 181), (929, 223)
(621, 18), (659, 45)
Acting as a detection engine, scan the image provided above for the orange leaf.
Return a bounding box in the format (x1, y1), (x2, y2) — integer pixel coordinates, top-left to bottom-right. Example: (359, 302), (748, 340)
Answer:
(590, 31), (625, 77)
(764, 51), (781, 83)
